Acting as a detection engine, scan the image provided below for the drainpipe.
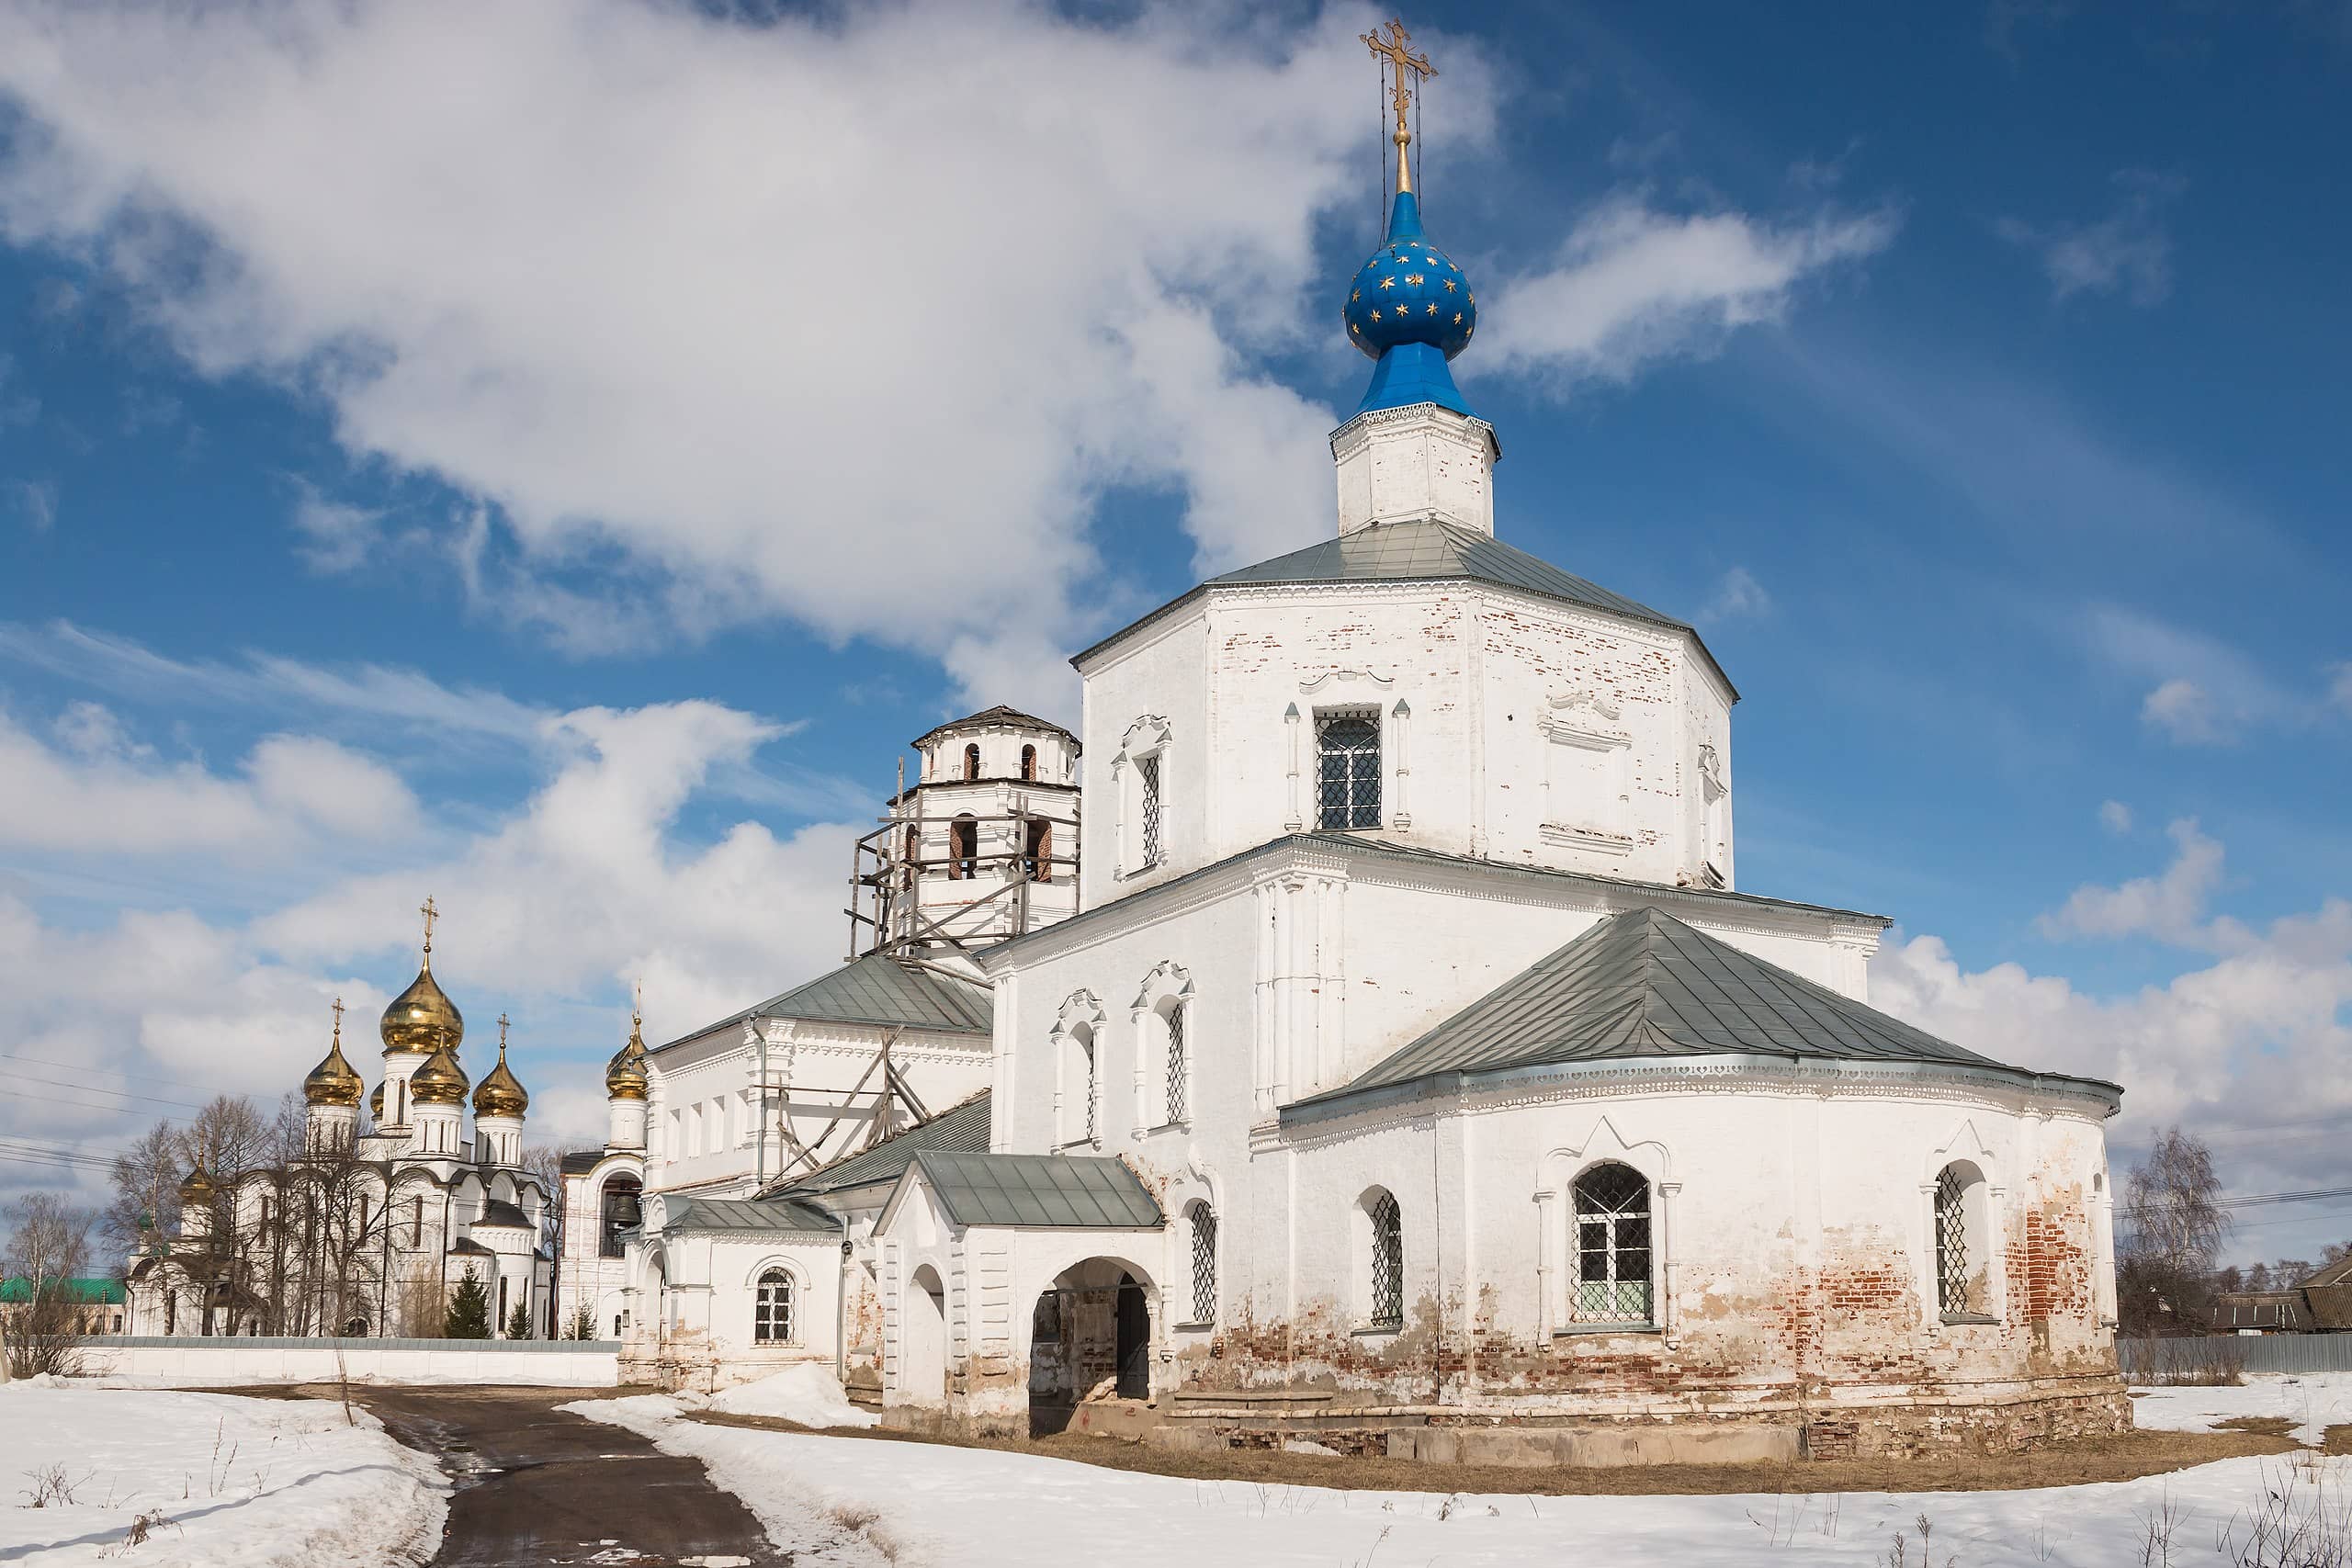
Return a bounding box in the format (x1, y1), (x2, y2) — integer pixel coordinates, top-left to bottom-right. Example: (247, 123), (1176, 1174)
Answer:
(836, 1211), (851, 1385)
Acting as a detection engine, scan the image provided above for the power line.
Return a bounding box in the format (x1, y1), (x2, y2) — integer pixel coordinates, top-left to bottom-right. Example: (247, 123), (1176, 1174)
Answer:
(0, 1049), (230, 1100)
(5, 1067), (209, 1113)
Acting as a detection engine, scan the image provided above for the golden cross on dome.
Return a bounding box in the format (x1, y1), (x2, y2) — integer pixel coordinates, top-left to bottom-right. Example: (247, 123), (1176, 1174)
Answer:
(418, 894), (439, 958)
(331, 997), (345, 1039)
(497, 1012), (511, 1051)
(633, 977), (644, 1024)
(1362, 17), (1435, 195)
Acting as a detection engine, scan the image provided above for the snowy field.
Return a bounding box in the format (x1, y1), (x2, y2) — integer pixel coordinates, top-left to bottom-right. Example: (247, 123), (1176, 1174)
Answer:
(571, 1373), (2352, 1568)
(0, 1379), (445, 1567)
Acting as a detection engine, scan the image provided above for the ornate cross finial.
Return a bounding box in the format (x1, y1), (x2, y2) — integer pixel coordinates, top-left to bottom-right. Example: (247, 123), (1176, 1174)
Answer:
(419, 894), (439, 961)
(633, 977), (643, 1026)
(1362, 17), (1436, 196)
(497, 1012), (511, 1053)
(331, 997), (345, 1042)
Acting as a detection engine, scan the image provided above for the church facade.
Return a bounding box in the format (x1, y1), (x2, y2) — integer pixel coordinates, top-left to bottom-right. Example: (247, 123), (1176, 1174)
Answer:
(607, 43), (2125, 1461)
(127, 910), (557, 1341)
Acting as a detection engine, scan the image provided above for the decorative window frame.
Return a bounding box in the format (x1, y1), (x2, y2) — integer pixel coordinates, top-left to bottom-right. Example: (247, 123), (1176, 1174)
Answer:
(1353, 1184), (1407, 1336)
(1129, 961), (1195, 1137)
(1537, 1116), (1677, 1342)
(1114, 716), (1172, 878)
(745, 1258), (803, 1347)
(1540, 689), (1634, 855)
(1050, 989), (1105, 1152)
(1920, 1122), (2003, 1329)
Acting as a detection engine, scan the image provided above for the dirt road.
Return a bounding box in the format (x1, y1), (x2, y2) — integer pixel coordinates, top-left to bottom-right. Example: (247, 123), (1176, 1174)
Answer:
(358, 1386), (785, 1566)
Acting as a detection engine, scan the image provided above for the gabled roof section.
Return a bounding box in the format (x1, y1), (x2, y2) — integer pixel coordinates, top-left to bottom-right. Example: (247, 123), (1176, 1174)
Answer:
(911, 705), (1079, 750)
(1305, 907), (2116, 1109)
(896, 1150), (1162, 1230)
(767, 1091), (992, 1199)
(1074, 519), (1734, 698)
(660, 953), (992, 1049)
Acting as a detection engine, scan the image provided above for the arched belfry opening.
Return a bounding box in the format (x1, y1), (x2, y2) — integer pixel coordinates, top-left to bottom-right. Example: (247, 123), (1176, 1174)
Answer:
(1026, 1258), (1157, 1437)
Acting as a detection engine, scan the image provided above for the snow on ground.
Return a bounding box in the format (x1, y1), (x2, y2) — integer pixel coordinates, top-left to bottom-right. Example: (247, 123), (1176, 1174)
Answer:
(576, 1375), (2352, 1568)
(0, 1379), (445, 1567)
(707, 1364), (879, 1428)
(2129, 1371), (2352, 1444)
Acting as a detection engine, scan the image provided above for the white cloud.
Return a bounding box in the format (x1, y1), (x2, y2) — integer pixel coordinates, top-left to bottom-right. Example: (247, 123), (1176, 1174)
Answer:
(6, 477), (56, 531)
(1700, 565), (1770, 622)
(1486, 197), (1896, 388)
(2039, 817), (2233, 949)
(2098, 799), (2132, 835)
(1997, 170), (2182, 308)
(2084, 604), (2297, 746)
(288, 478), (384, 574)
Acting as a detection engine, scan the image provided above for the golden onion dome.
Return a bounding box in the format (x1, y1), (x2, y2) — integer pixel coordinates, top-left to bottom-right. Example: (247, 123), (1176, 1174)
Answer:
(177, 1164), (214, 1201)
(303, 1001), (366, 1107)
(605, 1004), (650, 1101)
(380, 897), (462, 1055)
(369, 1078), (385, 1121)
(409, 1042), (469, 1105)
(472, 1021), (529, 1119)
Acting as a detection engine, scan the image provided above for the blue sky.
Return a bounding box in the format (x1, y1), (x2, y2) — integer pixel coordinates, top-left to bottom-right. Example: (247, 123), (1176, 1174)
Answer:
(1, 1), (2346, 1260)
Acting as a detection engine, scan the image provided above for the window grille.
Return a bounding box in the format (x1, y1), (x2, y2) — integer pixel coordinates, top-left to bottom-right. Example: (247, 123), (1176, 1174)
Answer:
(1164, 1006), (1187, 1124)
(1571, 1163), (1654, 1323)
(1082, 1040), (1098, 1145)
(1936, 1166), (1973, 1315)
(754, 1269), (794, 1343)
(1369, 1191), (1404, 1328)
(1136, 754), (1163, 866)
(1316, 713), (1382, 830)
(1190, 1204), (1218, 1324)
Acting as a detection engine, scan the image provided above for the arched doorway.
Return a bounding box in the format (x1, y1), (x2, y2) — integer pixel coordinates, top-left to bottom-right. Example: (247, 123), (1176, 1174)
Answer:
(1027, 1258), (1156, 1437)
(902, 1264), (948, 1405)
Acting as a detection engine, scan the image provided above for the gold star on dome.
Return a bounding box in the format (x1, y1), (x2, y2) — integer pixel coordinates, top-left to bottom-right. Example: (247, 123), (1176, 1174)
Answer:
(1377, 276), (1396, 290)
(1467, 292), (1476, 304)
(1370, 308), (1382, 321)
(1452, 311), (1462, 323)
(1443, 279), (1456, 292)
(1351, 289), (1361, 302)
(1425, 302), (1438, 315)
(1406, 273), (1425, 287)
(1424, 256), (1439, 265)
(1351, 322), (1361, 333)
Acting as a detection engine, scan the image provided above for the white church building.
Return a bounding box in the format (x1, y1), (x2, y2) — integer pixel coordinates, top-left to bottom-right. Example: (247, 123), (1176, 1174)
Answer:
(605, 55), (2126, 1463)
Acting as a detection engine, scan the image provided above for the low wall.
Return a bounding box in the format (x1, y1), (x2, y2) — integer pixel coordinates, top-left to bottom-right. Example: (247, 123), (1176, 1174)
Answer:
(2121, 1335), (2352, 1378)
(64, 1335), (621, 1386)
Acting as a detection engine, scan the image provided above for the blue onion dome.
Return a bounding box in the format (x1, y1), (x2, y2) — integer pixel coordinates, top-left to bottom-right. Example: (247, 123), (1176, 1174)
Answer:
(1342, 192), (1475, 360)
(1340, 190), (1477, 418)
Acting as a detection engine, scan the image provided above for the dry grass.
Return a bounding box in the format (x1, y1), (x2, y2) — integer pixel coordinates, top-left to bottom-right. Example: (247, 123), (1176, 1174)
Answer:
(2321, 1424), (2352, 1456)
(2217, 1416), (2303, 1438)
(686, 1411), (2294, 1497)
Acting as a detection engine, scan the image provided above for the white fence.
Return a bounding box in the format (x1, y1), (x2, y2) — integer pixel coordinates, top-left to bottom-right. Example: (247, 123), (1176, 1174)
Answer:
(65, 1335), (621, 1386)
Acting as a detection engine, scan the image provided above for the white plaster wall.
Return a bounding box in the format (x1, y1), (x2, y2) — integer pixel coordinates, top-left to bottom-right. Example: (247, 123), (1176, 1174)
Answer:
(632, 1229), (844, 1388)
(1332, 405), (1498, 536)
(1076, 605), (1210, 908)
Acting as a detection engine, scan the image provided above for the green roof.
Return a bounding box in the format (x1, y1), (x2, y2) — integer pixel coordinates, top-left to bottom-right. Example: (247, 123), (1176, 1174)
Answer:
(1076, 519), (1734, 698)
(902, 1150), (1162, 1230)
(1301, 907), (2118, 1109)
(0, 1277), (124, 1304)
(770, 1091), (992, 1198)
(665, 1197), (840, 1235)
(663, 953), (992, 1048)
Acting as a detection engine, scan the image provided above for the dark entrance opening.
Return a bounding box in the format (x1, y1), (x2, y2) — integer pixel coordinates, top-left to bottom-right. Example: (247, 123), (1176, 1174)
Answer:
(1114, 1273), (1149, 1399)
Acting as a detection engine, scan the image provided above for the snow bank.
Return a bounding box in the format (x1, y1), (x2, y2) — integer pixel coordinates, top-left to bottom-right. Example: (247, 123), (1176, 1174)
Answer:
(575, 1374), (2352, 1568)
(2129, 1371), (2352, 1445)
(0, 1382), (444, 1567)
(707, 1364), (878, 1428)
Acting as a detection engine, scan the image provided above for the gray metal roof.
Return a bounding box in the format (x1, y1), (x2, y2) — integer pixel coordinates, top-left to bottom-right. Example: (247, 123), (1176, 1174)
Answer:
(665, 1196), (840, 1235)
(910, 705), (1079, 750)
(1074, 520), (1734, 698)
(474, 1199), (533, 1229)
(770, 1092), (992, 1198)
(661, 953), (992, 1049)
(1307, 907), (2101, 1105)
(905, 1150), (1162, 1230)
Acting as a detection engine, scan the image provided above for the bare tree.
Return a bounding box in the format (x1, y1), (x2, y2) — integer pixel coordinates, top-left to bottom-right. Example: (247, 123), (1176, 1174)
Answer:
(4, 1193), (97, 1377)
(2119, 1124), (2229, 1334)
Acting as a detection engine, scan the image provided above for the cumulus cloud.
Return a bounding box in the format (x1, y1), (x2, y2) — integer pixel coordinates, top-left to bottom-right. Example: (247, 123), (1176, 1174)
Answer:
(2039, 818), (2234, 949)
(1486, 197), (1896, 388)
(1997, 170), (2183, 308)
(2084, 604), (2301, 746)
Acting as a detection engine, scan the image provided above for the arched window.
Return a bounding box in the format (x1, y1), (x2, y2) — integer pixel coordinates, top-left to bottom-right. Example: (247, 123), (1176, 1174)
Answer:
(901, 825), (920, 886)
(1024, 818), (1052, 883)
(963, 742), (981, 781)
(1136, 753), (1163, 865)
(599, 1176), (641, 1259)
(1162, 1002), (1188, 1125)
(1060, 1024), (1097, 1147)
(754, 1269), (794, 1343)
(1571, 1163), (1653, 1324)
(1934, 1163), (1990, 1318)
(1316, 710), (1382, 830)
(1187, 1201), (1218, 1325)
(1020, 743), (1037, 781)
(1365, 1189), (1403, 1329)
(948, 816), (978, 880)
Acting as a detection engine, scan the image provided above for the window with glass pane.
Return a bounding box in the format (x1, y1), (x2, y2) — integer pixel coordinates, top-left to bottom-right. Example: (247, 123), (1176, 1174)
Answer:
(1369, 1191), (1403, 1328)
(1190, 1203), (1217, 1323)
(1936, 1166), (1972, 1315)
(1164, 1006), (1187, 1124)
(1136, 753), (1163, 865)
(1571, 1163), (1653, 1323)
(754, 1269), (793, 1343)
(1316, 713), (1382, 830)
